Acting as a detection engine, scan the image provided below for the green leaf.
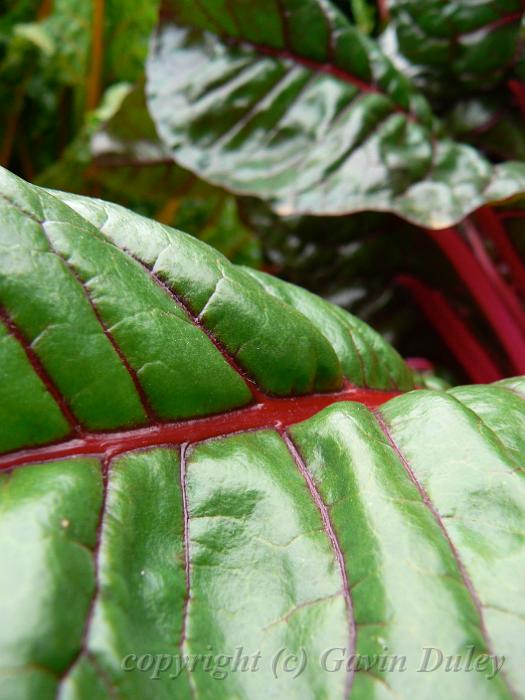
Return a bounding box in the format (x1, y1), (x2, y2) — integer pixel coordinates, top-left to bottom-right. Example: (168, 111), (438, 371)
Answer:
(349, 0), (376, 35)
(37, 81), (264, 267)
(445, 94), (525, 162)
(36, 0), (159, 100)
(0, 0), (160, 180)
(0, 167), (524, 699)
(386, 0), (525, 94)
(0, 165), (411, 454)
(146, 0), (525, 227)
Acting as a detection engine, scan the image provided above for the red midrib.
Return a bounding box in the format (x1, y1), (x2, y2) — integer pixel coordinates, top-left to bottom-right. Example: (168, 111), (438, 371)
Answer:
(0, 189), (403, 474)
(0, 383), (401, 471)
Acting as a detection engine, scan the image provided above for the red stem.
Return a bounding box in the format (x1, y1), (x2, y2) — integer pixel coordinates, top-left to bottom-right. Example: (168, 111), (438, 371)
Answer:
(377, 0), (389, 23)
(474, 207), (525, 299)
(425, 226), (525, 374)
(397, 276), (504, 384)
(463, 219), (525, 335)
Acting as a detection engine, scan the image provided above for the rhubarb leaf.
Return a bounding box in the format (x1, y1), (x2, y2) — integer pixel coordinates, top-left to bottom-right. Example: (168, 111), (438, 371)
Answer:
(146, 0), (525, 227)
(1, 169), (524, 700)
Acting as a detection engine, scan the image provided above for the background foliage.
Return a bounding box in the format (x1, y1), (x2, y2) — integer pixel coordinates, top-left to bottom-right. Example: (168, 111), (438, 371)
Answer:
(3, 0), (525, 383)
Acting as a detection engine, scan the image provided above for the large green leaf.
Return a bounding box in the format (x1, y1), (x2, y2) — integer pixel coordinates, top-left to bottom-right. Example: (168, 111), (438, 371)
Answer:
(1, 168), (524, 699)
(146, 0), (525, 227)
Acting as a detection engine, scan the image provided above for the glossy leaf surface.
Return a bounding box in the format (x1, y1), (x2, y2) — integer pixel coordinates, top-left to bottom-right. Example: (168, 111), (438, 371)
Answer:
(386, 0), (525, 94)
(146, 0), (525, 227)
(1, 169), (524, 699)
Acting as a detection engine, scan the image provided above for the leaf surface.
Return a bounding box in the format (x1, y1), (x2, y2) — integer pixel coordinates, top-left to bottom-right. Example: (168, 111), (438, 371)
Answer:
(0, 169), (524, 699)
(146, 0), (525, 227)
(386, 0), (525, 94)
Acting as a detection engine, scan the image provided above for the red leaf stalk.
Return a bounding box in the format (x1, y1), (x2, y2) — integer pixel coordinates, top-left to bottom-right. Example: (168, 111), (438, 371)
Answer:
(463, 219), (525, 335)
(397, 276), (503, 384)
(474, 207), (525, 299)
(425, 227), (525, 374)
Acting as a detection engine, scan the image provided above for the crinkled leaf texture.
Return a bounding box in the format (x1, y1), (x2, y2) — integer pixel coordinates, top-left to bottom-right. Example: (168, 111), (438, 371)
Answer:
(0, 168), (524, 700)
(146, 0), (525, 228)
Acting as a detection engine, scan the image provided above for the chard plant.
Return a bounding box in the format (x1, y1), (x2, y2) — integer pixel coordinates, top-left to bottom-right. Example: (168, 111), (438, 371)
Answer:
(143, 0), (525, 382)
(0, 168), (524, 699)
(2, 3), (525, 699)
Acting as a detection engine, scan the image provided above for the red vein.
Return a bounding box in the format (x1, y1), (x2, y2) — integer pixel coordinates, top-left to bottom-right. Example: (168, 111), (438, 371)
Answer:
(397, 276), (503, 384)
(10, 188), (257, 402)
(0, 306), (81, 435)
(91, 204), (264, 399)
(463, 10), (524, 36)
(425, 226), (525, 374)
(415, 10), (524, 46)
(85, 655), (119, 700)
(56, 454), (113, 698)
(127, 253), (262, 399)
(184, 0), (420, 120)
(233, 39), (380, 96)
(191, 0), (382, 99)
(0, 192), (157, 422)
(179, 444), (191, 646)
(279, 428), (355, 700)
(373, 411), (516, 699)
(447, 393), (525, 476)
(42, 239), (157, 423)
(178, 443), (196, 698)
(0, 383), (400, 472)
